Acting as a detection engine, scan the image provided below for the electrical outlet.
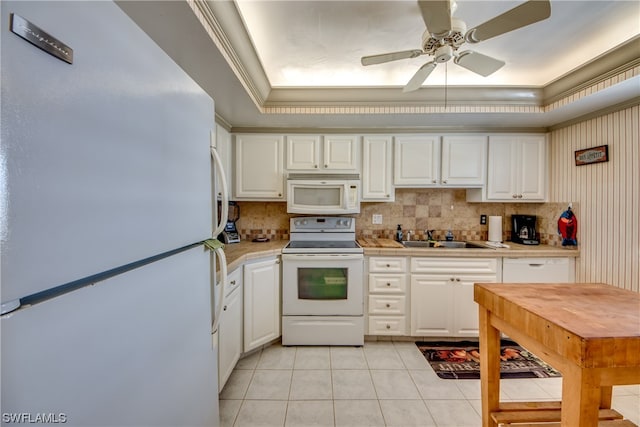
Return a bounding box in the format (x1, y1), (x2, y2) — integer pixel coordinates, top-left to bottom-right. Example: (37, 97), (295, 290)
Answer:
(372, 214), (383, 224)
(480, 214), (487, 225)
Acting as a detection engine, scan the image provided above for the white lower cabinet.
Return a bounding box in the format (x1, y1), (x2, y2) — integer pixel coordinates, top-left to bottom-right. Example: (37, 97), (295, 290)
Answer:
(366, 257), (408, 335)
(410, 258), (500, 337)
(218, 267), (243, 392)
(244, 257), (281, 352)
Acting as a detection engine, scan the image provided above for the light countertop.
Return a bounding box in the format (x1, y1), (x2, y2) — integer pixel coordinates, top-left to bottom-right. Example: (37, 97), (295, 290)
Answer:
(218, 238), (578, 274)
(221, 240), (288, 272)
(360, 239), (580, 258)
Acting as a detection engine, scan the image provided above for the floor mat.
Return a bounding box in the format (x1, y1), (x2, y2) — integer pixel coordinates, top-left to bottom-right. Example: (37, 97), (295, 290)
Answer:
(416, 340), (562, 380)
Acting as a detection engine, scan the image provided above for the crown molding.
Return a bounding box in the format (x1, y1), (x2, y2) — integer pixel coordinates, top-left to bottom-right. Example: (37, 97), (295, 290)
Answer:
(543, 35), (640, 105)
(548, 96), (640, 131)
(189, 0), (270, 107)
(200, 1), (638, 120)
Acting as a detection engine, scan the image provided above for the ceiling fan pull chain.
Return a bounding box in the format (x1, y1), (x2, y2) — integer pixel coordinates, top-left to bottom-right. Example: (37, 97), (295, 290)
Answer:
(445, 62), (448, 110)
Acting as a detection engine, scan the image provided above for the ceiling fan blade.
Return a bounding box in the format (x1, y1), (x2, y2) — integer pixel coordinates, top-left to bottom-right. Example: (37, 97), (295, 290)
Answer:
(465, 0), (551, 43)
(418, 0), (452, 37)
(361, 49), (424, 66)
(454, 51), (505, 77)
(403, 61), (437, 92)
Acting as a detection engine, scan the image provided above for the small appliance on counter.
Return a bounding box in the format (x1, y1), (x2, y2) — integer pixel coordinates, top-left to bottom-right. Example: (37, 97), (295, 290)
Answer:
(511, 214), (540, 245)
(218, 201), (240, 243)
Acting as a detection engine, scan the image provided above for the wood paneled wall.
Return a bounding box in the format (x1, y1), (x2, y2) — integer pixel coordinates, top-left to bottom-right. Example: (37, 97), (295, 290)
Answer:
(549, 105), (639, 292)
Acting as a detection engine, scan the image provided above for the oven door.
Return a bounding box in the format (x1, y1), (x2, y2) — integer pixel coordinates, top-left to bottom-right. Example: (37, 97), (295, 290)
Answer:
(282, 254), (363, 316)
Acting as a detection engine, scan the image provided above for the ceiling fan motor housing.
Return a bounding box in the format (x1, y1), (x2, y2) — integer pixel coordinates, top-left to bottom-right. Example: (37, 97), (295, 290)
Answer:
(422, 17), (467, 55)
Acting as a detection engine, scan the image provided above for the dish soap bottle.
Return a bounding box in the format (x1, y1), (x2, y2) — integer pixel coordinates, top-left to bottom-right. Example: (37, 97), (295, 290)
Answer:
(395, 224), (403, 242)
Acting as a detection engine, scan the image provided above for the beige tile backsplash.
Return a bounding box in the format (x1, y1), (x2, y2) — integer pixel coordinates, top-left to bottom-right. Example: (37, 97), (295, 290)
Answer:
(234, 189), (575, 247)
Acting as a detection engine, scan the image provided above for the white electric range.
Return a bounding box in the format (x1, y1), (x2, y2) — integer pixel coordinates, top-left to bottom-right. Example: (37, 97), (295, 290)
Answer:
(281, 217), (364, 346)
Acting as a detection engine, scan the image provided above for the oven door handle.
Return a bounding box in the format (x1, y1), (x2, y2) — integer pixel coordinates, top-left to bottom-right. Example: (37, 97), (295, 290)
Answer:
(282, 254), (363, 261)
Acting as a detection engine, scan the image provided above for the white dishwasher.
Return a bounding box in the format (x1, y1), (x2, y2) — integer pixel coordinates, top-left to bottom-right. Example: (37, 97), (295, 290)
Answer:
(502, 258), (575, 283)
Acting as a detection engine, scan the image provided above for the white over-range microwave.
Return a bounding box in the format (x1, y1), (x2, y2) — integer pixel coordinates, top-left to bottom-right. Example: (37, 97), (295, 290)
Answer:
(287, 174), (361, 214)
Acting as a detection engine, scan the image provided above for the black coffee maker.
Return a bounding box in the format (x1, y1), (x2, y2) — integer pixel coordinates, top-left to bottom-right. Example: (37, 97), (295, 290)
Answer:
(511, 214), (540, 245)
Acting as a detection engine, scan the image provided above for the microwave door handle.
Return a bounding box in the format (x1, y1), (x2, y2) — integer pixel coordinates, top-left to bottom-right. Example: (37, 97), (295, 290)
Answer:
(343, 186), (349, 210)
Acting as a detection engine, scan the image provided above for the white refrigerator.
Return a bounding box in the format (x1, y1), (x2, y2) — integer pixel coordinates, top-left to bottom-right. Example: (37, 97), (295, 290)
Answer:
(1, 2), (222, 426)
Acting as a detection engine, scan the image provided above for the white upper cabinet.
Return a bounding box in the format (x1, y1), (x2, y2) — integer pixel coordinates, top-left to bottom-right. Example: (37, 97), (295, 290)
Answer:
(485, 135), (547, 201)
(441, 136), (486, 186)
(286, 135), (321, 170)
(286, 135), (358, 172)
(234, 134), (284, 200)
(362, 135), (394, 201)
(394, 135), (486, 187)
(394, 135), (440, 186)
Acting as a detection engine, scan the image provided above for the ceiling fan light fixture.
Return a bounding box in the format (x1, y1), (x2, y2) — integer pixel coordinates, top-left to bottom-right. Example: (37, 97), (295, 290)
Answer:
(435, 45), (453, 63)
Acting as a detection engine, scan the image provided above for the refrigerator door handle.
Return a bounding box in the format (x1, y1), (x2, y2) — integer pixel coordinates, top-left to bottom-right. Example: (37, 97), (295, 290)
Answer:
(211, 246), (227, 334)
(211, 131), (228, 237)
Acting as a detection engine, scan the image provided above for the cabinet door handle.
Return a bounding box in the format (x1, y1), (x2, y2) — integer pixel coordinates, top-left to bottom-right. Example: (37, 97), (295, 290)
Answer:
(230, 280), (236, 285)
(314, 164), (318, 168)
(223, 305), (227, 311)
(518, 194), (523, 198)
(456, 278), (460, 282)
(442, 180), (448, 184)
(386, 282), (391, 287)
(385, 303), (391, 308)
(386, 324), (391, 329)
(450, 277), (455, 282)
(324, 164), (328, 168)
(432, 179), (437, 184)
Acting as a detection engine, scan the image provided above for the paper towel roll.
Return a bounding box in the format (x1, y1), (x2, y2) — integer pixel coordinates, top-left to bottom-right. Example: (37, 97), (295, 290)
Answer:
(488, 216), (503, 242)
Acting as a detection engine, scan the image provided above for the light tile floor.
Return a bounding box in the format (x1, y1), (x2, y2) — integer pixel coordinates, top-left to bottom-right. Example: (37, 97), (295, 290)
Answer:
(220, 341), (640, 427)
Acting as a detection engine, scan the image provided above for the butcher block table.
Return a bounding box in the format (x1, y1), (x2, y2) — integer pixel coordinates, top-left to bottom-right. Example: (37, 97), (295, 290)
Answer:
(474, 283), (640, 427)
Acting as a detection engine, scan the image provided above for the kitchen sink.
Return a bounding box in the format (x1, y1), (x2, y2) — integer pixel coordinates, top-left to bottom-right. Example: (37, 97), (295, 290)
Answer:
(402, 240), (488, 249)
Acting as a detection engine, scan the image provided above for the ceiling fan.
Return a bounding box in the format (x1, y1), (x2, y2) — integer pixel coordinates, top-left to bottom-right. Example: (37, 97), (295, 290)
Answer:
(361, 0), (551, 92)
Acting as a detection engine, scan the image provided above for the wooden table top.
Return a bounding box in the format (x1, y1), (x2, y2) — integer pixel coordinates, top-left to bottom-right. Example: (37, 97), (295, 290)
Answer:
(474, 283), (640, 368)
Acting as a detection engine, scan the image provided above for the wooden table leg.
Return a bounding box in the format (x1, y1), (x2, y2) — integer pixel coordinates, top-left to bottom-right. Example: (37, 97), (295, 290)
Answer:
(479, 306), (501, 427)
(560, 365), (601, 427)
(600, 385), (613, 409)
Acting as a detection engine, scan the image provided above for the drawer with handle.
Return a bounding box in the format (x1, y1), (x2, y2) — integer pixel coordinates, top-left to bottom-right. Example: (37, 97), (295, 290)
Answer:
(368, 316), (406, 335)
(368, 295), (406, 315)
(369, 257), (407, 273)
(368, 274), (406, 293)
